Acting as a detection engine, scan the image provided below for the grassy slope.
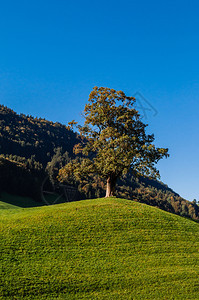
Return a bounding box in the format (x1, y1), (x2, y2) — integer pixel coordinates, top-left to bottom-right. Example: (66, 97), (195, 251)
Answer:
(0, 192), (67, 209)
(0, 192), (44, 209)
(0, 198), (199, 300)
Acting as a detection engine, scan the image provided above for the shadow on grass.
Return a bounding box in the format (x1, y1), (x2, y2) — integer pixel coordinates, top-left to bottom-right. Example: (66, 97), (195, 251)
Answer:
(0, 192), (67, 209)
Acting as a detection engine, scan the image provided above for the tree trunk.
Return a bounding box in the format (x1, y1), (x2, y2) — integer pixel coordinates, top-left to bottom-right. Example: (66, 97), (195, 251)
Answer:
(105, 175), (117, 198)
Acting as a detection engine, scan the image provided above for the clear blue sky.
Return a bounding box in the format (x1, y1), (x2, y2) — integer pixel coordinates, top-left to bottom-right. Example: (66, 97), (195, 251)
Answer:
(0, 0), (199, 201)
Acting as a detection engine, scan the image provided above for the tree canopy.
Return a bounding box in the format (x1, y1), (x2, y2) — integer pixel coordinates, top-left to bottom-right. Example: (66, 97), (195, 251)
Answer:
(59, 87), (169, 197)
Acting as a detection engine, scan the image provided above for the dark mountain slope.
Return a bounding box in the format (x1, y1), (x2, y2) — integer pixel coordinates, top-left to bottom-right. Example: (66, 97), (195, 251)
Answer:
(0, 104), (78, 165)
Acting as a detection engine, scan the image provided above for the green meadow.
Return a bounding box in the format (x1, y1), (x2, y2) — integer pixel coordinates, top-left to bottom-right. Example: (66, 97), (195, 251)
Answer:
(0, 197), (199, 299)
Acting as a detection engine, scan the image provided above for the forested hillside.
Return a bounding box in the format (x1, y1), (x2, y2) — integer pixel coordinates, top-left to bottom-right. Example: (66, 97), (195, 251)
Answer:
(0, 104), (198, 220)
(0, 105), (78, 165)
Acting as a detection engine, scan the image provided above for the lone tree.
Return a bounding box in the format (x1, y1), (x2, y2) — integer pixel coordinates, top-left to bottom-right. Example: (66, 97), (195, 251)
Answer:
(59, 87), (169, 197)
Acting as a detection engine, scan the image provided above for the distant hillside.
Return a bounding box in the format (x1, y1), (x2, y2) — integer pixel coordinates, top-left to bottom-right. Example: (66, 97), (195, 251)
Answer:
(0, 104), (78, 166)
(0, 104), (198, 221)
(0, 198), (198, 299)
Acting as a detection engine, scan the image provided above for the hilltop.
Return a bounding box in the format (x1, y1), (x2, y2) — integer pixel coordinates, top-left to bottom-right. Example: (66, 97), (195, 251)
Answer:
(0, 198), (198, 299)
(0, 104), (198, 221)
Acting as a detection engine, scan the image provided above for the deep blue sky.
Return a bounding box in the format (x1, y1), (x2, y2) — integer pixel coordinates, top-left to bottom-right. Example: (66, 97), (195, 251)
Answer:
(1, 0), (199, 201)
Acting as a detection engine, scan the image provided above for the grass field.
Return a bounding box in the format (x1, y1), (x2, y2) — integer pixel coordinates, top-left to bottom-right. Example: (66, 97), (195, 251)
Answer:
(0, 197), (199, 299)
(0, 192), (44, 209)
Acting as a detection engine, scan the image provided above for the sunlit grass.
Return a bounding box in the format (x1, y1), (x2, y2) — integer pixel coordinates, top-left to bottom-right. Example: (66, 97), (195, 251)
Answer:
(0, 198), (199, 299)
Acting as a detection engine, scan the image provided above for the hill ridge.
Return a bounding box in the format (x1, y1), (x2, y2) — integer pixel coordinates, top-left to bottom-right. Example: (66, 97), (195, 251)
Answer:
(0, 104), (199, 221)
(0, 198), (198, 299)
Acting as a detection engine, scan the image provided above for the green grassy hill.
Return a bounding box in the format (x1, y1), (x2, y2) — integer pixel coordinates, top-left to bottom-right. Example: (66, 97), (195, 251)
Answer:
(0, 198), (199, 299)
